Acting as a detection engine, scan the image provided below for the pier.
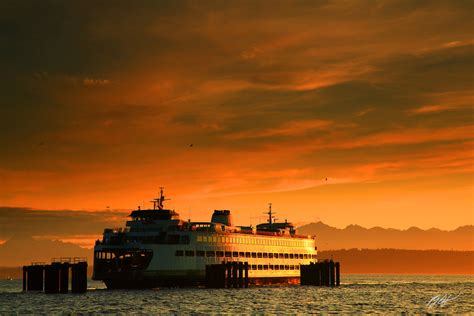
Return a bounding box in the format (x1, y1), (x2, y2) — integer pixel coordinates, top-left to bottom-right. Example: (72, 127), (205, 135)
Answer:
(23, 258), (88, 294)
(300, 260), (340, 286)
(205, 260), (340, 288)
(205, 262), (249, 288)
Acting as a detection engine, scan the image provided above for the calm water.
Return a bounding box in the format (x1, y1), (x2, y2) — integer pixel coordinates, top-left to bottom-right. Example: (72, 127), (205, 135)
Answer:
(0, 275), (472, 314)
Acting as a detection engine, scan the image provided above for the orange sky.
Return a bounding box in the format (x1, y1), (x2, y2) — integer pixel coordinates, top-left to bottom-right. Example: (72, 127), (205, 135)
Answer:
(0, 1), (473, 234)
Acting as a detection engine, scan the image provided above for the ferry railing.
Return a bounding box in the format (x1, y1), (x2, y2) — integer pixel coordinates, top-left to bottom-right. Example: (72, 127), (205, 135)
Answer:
(52, 257), (87, 263)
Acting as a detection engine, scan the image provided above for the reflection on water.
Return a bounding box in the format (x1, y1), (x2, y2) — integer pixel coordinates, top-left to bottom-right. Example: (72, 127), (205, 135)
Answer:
(0, 275), (472, 314)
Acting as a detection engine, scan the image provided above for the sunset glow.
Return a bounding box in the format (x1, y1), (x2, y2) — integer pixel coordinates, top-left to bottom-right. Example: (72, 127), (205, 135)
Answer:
(0, 0), (472, 238)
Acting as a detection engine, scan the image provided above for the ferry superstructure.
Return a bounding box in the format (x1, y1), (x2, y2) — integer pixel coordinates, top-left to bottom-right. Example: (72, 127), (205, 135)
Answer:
(93, 189), (317, 288)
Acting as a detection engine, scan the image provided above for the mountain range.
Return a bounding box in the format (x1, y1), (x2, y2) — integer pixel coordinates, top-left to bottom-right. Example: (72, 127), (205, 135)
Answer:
(298, 222), (474, 251)
(0, 236), (92, 267)
(0, 221), (472, 267)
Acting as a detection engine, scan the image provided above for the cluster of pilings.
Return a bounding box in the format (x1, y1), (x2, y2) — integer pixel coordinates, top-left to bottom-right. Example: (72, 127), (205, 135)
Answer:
(300, 260), (340, 286)
(23, 258), (88, 294)
(205, 262), (249, 288)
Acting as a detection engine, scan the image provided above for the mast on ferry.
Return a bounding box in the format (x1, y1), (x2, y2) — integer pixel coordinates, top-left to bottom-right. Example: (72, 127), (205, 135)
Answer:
(266, 203), (277, 225)
(150, 187), (170, 210)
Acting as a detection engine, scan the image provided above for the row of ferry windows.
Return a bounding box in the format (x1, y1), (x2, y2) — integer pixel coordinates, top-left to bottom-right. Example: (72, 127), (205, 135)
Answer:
(175, 250), (317, 260)
(248, 264), (299, 271)
(196, 235), (308, 247)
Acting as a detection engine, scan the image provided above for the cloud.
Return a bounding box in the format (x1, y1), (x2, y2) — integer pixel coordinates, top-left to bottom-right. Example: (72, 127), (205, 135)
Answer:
(225, 119), (333, 139)
(0, 207), (128, 241)
(0, 0), (472, 229)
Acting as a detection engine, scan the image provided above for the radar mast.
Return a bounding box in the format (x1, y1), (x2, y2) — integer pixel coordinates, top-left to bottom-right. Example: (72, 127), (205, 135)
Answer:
(266, 203), (277, 225)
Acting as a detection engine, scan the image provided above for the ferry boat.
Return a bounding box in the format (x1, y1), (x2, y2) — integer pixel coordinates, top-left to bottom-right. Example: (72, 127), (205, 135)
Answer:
(93, 189), (317, 288)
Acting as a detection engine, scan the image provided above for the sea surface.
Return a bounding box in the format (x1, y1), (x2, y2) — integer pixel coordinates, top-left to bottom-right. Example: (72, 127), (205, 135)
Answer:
(0, 275), (472, 314)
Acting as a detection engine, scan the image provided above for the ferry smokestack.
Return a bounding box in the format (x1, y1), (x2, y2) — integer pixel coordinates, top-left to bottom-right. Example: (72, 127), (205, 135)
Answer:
(211, 210), (233, 227)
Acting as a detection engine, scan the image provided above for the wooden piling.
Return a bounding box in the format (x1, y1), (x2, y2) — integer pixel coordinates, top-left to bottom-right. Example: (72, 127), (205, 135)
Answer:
(22, 266), (27, 292)
(27, 265), (44, 291)
(238, 262), (244, 288)
(315, 263), (321, 286)
(231, 262), (238, 288)
(244, 262), (249, 288)
(71, 262), (87, 293)
(44, 264), (60, 294)
(60, 263), (69, 293)
(329, 260), (335, 287)
(335, 262), (340, 286)
(226, 262), (232, 288)
(325, 261), (331, 286)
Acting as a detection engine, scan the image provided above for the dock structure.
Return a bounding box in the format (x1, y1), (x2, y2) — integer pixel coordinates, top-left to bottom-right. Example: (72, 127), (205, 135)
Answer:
(205, 262), (249, 288)
(23, 258), (88, 294)
(300, 260), (340, 286)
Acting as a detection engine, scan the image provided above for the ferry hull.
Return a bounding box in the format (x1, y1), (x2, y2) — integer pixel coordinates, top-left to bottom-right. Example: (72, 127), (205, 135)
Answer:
(101, 274), (300, 289)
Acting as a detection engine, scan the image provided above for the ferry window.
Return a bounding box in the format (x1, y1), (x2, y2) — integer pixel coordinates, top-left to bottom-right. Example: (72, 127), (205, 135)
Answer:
(206, 251), (215, 257)
(185, 250), (195, 257)
(202, 236), (208, 242)
(312, 254), (317, 259)
(219, 237), (224, 243)
(299, 254), (304, 259)
(257, 253), (262, 258)
(280, 265), (284, 270)
(303, 254), (308, 259)
(251, 252), (257, 258)
(269, 265), (274, 270)
(196, 236), (202, 242)
(226, 237), (230, 243)
(269, 253), (274, 258)
(275, 265), (279, 270)
(257, 265), (262, 270)
(232, 251), (238, 257)
(213, 237), (217, 242)
(289, 254), (294, 259)
(225, 251), (231, 257)
(285, 265), (289, 270)
(175, 250), (184, 257)
(251, 265), (257, 270)
(245, 252), (251, 258)
(279, 253), (284, 258)
(296, 265), (300, 270)
(274, 253), (278, 258)
(290, 265), (294, 270)
(239, 252), (245, 257)
(263, 265), (268, 270)
(196, 251), (205, 257)
(216, 251), (224, 257)
(284, 253), (289, 259)
(263, 253), (268, 258)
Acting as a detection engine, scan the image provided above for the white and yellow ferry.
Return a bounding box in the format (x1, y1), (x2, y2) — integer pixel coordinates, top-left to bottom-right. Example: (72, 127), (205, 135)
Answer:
(93, 189), (317, 288)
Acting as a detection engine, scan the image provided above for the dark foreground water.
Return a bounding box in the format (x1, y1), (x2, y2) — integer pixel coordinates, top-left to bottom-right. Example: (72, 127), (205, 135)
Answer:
(0, 275), (472, 314)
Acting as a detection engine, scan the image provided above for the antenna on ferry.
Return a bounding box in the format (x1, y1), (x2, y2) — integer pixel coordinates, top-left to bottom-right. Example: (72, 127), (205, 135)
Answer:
(157, 187), (170, 210)
(266, 203), (276, 225)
